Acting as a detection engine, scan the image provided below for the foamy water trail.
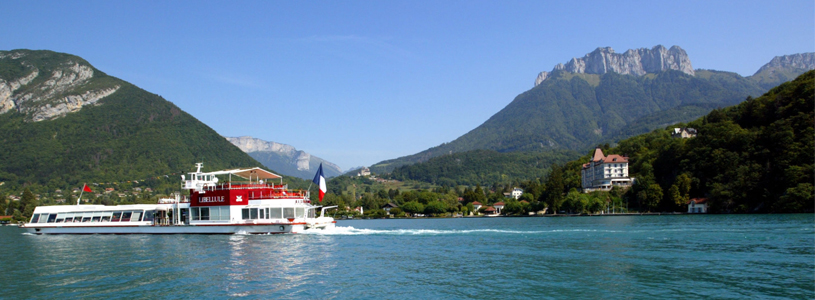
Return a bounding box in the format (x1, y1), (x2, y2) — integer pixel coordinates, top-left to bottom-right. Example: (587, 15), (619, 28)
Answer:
(300, 226), (632, 236)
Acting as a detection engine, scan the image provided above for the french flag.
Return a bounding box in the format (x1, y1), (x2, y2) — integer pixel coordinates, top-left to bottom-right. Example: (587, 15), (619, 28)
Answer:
(312, 163), (326, 202)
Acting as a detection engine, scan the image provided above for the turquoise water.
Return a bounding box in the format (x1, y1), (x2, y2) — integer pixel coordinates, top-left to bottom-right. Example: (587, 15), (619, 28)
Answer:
(1, 214), (813, 299)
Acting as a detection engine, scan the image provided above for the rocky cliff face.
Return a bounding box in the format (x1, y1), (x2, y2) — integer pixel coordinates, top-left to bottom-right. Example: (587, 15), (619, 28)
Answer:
(225, 136), (343, 179)
(535, 45), (694, 86)
(754, 53), (815, 75)
(0, 50), (120, 121)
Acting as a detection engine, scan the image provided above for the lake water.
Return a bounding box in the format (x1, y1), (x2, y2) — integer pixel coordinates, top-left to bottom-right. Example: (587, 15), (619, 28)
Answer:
(1, 214), (813, 299)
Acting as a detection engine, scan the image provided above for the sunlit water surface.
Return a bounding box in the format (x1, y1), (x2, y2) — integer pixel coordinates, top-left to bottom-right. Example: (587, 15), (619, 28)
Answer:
(1, 214), (813, 299)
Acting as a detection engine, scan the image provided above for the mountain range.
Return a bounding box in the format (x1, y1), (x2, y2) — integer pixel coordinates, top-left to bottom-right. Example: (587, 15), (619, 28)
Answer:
(225, 136), (343, 180)
(371, 46), (815, 175)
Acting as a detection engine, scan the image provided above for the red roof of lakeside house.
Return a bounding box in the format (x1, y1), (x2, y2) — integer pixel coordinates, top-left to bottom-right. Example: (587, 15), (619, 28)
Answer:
(472, 201), (482, 205)
(603, 154), (629, 163)
(687, 198), (708, 205)
(484, 206), (496, 212)
(494, 202), (505, 206)
(520, 200), (529, 204)
(583, 148), (629, 169)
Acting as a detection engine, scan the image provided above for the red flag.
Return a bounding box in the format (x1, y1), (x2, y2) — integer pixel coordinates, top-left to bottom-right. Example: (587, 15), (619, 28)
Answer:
(83, 184), (92, 193)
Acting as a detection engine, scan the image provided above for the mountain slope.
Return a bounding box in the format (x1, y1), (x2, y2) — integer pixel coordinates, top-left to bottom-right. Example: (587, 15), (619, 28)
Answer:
(749, 52), (815, 90)
(0, 49), (267, 189)
(226, 136), (343, 180)
(371, 47), (813, 174)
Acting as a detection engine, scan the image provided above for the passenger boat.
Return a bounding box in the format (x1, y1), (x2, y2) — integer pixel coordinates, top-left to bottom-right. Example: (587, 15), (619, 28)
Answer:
(22, 163), (336, 234)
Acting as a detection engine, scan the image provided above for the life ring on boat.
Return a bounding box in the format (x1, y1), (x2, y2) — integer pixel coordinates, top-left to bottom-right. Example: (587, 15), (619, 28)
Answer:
(279, 225), (285, 231)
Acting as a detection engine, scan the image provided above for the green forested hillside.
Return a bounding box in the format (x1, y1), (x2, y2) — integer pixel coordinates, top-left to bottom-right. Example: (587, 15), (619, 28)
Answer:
(0, 50), (305, 193)
(555, 70), (814, 213)
(371, 69), (767, 173)
(386, 149), (579, 186)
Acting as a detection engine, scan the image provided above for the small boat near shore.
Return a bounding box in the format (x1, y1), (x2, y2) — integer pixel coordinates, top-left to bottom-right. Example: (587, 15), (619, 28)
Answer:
(21, 163), (336, 235)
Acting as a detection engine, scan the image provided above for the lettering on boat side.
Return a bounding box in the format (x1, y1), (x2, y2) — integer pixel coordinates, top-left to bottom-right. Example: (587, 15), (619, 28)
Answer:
(236, 196), (243, 202)
(199, 196), (225, 203)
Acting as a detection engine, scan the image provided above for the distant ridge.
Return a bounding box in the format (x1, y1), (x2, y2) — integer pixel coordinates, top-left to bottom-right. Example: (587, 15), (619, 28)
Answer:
(225, 136), (343, 180)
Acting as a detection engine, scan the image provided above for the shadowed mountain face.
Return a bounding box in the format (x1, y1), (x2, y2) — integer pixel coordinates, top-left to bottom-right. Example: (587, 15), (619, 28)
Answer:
(0, 49), (264, 188)
(225, 136), (343, 180)
(371, 47), (814, 174)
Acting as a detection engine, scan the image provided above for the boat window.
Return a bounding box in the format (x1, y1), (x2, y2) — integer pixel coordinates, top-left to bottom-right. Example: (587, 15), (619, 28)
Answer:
(270, 207), (282, 219)
(283, 208), (294, 219)
(242, 208), (250, 220)
(296, 208), (305, 219)
(31, 214), (40, 223)
(199, 208), (209, 221)
(191, 207), (199, 220)
(61, 213), (73, 223)
(265, 208), (270, 219)
(112, 211), (122, 222)
(82, 213), (92, 222)
(38, 214), (49, 223)
(47, 214), (58, 223)
(101, 214), (111, 222)
(131, 211), (142, 222)
(143, 210), (155, 222)
(211, 206), (229, 221)
(122, 212), (132, 222)
(250, 208), (258, 219)
(91, 216), (101, 222)
(259, 208), (265, 219)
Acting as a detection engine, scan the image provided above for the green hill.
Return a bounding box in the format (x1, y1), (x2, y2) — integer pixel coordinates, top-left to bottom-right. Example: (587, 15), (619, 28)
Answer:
(558, 70), (814, 213)
(0, 49), (305, 192)
(372, 69), (767, 174)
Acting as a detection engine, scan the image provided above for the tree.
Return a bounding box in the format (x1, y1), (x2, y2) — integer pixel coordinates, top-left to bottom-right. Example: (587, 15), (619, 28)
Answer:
(401, 201), (424, 215)
(644, 184), (663, 212)
(424, 201), (447, 216)
(544, 164), (565, 213)
(20, 188), (37, 219)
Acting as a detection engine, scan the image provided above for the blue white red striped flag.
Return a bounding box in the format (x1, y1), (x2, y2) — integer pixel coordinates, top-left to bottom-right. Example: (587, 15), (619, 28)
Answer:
(312, 163), (326, 202)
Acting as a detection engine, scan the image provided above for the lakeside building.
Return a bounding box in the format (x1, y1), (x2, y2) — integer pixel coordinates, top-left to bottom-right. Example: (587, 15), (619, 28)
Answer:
(687, 198), (708, 213)
(382, 203), (398, 215)
(581, 147), (635, 192)
(357, 167), (371, 177)
(493, 202), (505, 215)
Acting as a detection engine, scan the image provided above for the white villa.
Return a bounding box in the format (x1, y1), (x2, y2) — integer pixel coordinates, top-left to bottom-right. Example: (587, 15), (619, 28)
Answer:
(671, 127), (697, 138)
(581, 147), (635, 192)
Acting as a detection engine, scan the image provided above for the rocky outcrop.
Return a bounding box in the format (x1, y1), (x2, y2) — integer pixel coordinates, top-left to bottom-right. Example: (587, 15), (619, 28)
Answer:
(0, 50), (120, 121)
(535, 45), (694, 86)
(753, 53), (815, 76)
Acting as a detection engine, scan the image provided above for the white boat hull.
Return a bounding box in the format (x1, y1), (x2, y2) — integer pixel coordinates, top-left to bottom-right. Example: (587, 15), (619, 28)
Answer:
(24, 224), (307, 235)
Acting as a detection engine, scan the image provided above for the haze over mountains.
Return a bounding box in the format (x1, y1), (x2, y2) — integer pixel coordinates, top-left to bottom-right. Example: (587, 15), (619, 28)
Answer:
(225, 136), (343, 180)
(371, 46), (815, 174)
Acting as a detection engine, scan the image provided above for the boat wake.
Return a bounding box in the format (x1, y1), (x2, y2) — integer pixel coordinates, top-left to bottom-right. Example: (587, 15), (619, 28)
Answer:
(303, 226), (567, 236)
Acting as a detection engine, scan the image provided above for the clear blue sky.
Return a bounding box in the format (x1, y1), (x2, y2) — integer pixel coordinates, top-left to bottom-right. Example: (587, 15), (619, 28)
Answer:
(2, 0), (813, 171)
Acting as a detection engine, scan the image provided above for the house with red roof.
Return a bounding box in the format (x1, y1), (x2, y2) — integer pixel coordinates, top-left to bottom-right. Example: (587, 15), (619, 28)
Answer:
(581, 147), (635, 192)
(687, 198), (708, 213)
(493, 202), (505, 215)
(471, 201), (483, 213)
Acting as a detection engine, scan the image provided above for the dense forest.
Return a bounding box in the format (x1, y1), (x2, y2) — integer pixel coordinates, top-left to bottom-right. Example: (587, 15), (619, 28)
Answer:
(385, 149), (579, 186)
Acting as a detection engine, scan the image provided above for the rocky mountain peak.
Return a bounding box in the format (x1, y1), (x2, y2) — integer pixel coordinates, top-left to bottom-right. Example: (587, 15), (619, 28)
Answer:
(0, 50), (120, 121)
(225, 136), (343, 179)
(535, 45), (694, 86)
(753, 53), (815, 76)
